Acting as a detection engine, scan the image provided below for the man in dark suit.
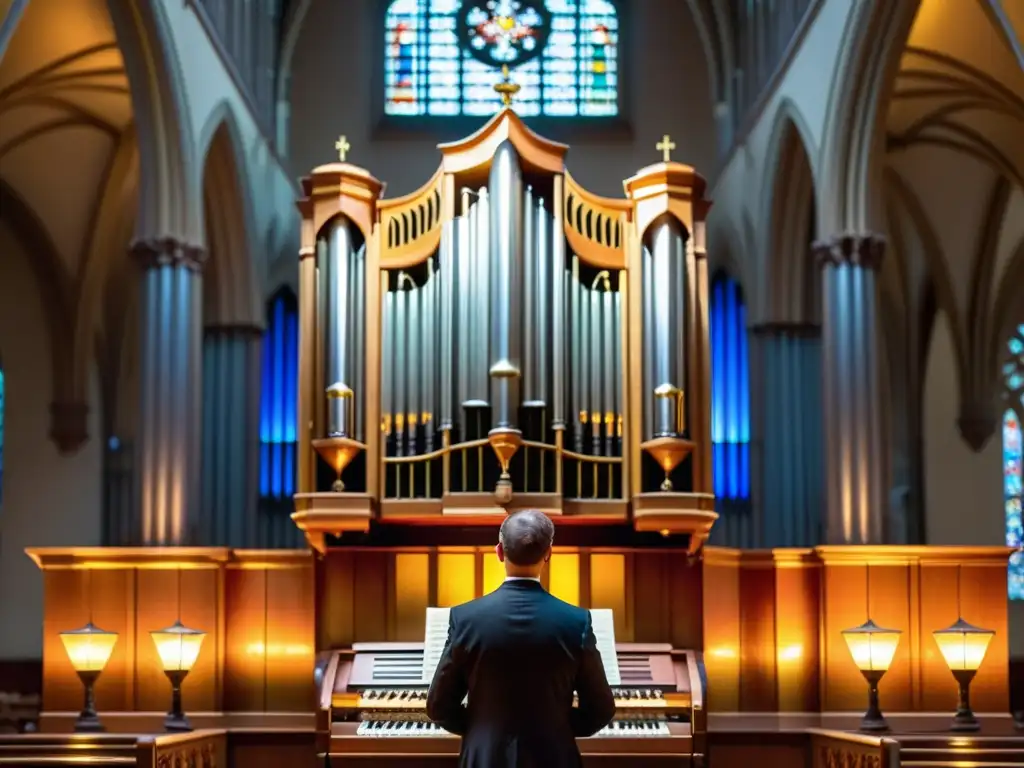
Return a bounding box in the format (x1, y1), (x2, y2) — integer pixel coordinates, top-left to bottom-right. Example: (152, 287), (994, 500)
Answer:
(426, 510), (616, 767)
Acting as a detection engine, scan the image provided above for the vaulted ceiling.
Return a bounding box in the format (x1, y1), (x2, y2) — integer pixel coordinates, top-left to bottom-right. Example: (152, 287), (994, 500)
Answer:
(0, 0), (139, 438)
(883, 0), (1024, 442)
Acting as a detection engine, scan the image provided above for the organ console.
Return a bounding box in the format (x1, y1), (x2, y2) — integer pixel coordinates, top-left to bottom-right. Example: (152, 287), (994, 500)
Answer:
(295, 77), (714, 767)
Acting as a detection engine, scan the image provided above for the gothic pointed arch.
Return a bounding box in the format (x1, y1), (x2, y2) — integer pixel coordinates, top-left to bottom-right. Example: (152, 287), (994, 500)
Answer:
(817, 0), (920, 235)
(105, 0), (198, 242)
(0, 181), (80, 452)
(199, 102), (263, 327)
(761, 99), (819, 324)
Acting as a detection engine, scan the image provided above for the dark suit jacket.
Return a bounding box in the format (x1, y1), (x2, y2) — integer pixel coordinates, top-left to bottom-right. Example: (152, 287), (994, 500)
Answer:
(426, 579), (616, 768)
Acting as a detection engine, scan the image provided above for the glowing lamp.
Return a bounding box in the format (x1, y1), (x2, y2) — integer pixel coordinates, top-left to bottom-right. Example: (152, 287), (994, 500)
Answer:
(932, 618), (995, 732)
(59, 623), (118, 733)
(841, 619), (902, 732)
(149, 621), (206, 732)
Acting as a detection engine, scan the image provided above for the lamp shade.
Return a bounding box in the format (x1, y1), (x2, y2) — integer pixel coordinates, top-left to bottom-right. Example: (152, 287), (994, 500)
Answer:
(932, 618), (995, 673)
(150, 621), (206, 673)
(842, 619), (902, 673)
(60, 622), (118, 673)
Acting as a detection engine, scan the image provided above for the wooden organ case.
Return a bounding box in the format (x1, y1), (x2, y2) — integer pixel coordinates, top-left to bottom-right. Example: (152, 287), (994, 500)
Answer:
(294, 107), (715, 767)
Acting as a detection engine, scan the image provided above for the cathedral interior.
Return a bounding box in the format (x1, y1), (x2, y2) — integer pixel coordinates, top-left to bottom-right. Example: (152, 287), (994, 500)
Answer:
(0, 0), (1022, 765)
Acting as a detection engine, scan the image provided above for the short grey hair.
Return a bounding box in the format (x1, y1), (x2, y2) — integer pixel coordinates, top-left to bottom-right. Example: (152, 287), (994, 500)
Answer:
(498, 510), (555, 566)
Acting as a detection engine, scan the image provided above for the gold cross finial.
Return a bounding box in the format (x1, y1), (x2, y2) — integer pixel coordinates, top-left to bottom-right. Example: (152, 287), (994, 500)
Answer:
(335, 135), (351, 162)
(493, 65), (521, 108)
(656, 134), (676, 163)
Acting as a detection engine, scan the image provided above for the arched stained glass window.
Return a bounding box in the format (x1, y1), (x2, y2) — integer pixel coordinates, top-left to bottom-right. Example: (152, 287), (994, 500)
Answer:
(260, 289), (298, 500)
(384, 0), (619, 118)
(710, 273), (750, 500)
(1003, 323), (1023, 599)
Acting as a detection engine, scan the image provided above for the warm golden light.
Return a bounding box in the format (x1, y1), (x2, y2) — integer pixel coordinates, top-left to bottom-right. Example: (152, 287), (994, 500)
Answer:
(60, 623), (118, 673)
(842, 619), (902, 673)
(932, 618), (995, 673)
(150, 621), (206, 673)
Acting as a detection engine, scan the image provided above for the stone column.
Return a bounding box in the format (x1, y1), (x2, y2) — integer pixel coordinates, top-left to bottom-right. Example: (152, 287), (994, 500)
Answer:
(201, 325), (262, 547)
(130, 238), (205, 545)
(753, 323), (824, 546)
(814, 233), (886, 544)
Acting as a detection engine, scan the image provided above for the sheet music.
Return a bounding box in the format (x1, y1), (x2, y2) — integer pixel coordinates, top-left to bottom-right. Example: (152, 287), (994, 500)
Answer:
(421, 607), (452, 684)
(420, 606), (620, 687)
(589, 609), (621, 686)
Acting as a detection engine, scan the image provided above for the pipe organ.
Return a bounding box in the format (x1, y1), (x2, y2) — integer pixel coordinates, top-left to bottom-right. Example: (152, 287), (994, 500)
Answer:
(294, 113), (715, 545)
(293, 107), (714, 766)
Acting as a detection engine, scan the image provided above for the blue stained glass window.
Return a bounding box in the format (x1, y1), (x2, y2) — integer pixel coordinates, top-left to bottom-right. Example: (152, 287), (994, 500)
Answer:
(710, 273), (750, 501)
(1004, 323), (1024, 599)
(260, 289), (298, 500)
(384, 0), (619, 118)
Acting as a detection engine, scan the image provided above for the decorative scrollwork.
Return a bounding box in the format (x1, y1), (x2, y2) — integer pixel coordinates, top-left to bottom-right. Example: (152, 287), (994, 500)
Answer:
(378, 169), (444, 269)
(818, 745), (881, 768)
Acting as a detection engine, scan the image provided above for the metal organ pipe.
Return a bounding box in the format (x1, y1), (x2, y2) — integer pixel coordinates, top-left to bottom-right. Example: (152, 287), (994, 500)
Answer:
(382, 284), (394, 439)
(424, 260), (437, 451)
(571, 255), (583, 452)
(474, 188), (491, 405)
(408, 275), (421, 451)
(353, 244), (366, 442)
(602, 276), (614, 455)
(535, 200), (550, 408)
(522, 186), (536, 406)
(395, 276), (408, 455)
(644, 216), (688, 438)
(456, 199), (472, 412)
(324, 217), (357, 438)
(588, 276), (602, 453)
(488, 140), (523, 430)
(550, 187), (566, 428)
(439, 221), (454, 431)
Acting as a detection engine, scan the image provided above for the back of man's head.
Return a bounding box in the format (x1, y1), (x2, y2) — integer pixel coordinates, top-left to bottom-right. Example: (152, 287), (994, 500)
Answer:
(498, 510), (555, 567)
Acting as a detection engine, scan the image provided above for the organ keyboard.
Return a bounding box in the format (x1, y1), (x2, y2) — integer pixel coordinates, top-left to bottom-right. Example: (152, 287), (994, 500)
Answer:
(317, 631), (707, 766)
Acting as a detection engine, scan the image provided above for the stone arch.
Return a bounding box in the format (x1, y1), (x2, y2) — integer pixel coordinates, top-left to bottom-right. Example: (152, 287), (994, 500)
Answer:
(760, 99), (819, 324)
(71, 128), (140, 438)
(817, 0), (921, 235)
(274, 0), (316, 151)
(105, 0), (198, 243)
(199, 102), (262, 327)
(0, 181), (80, 451)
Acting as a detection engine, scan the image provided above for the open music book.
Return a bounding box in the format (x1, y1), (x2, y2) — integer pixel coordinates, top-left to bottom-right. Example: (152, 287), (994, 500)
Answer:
(421, 606), (621, 686)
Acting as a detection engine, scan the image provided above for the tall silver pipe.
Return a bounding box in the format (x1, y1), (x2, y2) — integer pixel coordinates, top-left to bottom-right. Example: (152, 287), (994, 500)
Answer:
(476, 188), (492, 405)
(353, 244), (366, 442)
(440, 221), (455, 430)
(613, 288), (622, 444)
(571, 256), (583, 452)
(642, 245), (654, 441)
(522, 186), (536, 405)
(645, 216), (687, 437)
(382, 281), (394, 439)
(324, 218), (355, 436)
(408, 277), (421, 452)
(456, 208), (471, 413)
(488, 141), (523, 430)
(602, 280), (614, 454)
(535, 200), (550, 408)
(395, 276), (408, 456)
(424, 260), (437, 451)
(550, 194), (566, 427)
(589, 283), (602, 452)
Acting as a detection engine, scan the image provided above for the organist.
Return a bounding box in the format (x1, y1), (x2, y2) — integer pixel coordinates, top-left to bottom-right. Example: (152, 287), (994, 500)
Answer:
(426, 510), (615, 767)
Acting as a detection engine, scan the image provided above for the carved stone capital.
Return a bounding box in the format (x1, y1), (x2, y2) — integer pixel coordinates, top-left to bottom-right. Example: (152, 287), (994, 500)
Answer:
(49, 401), (89, 454)
(813, 233), (886, 271)
(130, 237), (207, 272)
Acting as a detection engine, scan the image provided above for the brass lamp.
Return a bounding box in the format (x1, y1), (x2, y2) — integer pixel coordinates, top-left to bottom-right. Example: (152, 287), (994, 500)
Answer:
(841, 619), (902, 732)
(59, 622), (118, 732)
(932, 618), (995, 732)
(150, 620), (206, 732)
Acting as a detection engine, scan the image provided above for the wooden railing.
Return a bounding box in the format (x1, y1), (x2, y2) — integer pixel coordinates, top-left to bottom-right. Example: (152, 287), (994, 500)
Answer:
(809, 729), (899, 768)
